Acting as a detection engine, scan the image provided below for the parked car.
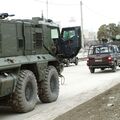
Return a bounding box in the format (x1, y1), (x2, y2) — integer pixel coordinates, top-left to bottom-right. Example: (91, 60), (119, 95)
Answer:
(87, 43), (120, 73)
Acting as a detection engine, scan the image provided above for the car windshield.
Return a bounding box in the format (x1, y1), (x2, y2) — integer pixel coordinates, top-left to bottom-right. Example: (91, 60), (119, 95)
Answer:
(89, 46), (113, 55)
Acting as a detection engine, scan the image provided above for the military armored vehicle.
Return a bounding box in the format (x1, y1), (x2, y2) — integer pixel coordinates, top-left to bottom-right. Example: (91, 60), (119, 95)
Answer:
(0, 13), (81, 113)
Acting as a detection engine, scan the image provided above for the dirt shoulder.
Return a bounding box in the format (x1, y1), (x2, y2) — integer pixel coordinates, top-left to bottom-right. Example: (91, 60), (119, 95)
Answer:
(54, 83), (120, 120)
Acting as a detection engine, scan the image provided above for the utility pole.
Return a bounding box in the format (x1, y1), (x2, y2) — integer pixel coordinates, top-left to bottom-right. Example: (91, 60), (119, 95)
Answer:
(80, 1), (84, 48)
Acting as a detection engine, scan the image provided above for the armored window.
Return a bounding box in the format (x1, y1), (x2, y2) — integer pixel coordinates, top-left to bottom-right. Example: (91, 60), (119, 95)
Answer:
(33, 33), (43, 49)
(51, 29), (59, 39)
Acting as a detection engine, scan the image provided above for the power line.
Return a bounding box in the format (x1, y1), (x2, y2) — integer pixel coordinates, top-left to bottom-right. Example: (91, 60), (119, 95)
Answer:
(35, 0), (116, 20)
(34, 0), (117, 21)
(82, 3), (115, 20)
(34, 0), (79, 6)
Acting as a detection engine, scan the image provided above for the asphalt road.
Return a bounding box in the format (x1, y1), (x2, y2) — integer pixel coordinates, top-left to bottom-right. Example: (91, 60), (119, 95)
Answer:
(1, 61), (120, 120)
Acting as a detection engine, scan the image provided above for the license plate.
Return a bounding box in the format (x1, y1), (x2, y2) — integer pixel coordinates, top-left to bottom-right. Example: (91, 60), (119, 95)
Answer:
(95, 59), (102, 62)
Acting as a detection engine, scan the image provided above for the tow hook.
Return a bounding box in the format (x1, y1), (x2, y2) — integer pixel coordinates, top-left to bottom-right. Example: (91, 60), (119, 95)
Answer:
(59, 74), (65, 85)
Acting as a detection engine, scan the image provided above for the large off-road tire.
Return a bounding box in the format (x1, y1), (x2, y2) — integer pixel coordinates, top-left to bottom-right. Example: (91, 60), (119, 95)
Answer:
(38, 66), (59, 103)
(89, 67), (95, 73)
(112, 62), (117, 72)
(11, 70), (38, 113)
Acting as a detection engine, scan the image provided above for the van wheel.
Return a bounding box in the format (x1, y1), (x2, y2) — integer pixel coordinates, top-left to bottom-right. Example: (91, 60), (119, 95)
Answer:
(75, 57), (78, 65)
(11, 70), (38, 113)
(101, 68), (105, 71)
(112, 62), (117, 72)
(89, 67), (95, 73)
(66, 60), (69, 67)
(38, 66), (59, 103)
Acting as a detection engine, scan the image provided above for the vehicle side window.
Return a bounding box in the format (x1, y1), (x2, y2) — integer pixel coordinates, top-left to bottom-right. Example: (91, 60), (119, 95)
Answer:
(117, 47), (120, 53)
(109, 46), (120, 53)
(51, 28), (59, 39)
(118, 46), (120, 52)
(109, 46), (114, 53)
(63, 30), (75, 41)
(114, 46), (119, 53)
(95, 47), (100, 54)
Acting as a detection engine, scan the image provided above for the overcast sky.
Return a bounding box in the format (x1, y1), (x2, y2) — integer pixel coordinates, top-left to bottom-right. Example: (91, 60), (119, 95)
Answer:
(1, 0), (120, 32)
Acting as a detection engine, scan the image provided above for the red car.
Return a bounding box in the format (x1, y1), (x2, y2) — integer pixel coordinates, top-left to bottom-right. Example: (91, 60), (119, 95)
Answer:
(87, 44), (120, 73)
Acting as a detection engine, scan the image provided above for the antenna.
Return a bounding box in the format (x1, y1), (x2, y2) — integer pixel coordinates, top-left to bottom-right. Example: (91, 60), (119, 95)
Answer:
(41, 10), (44, 19)
(46, 0), (48, 19)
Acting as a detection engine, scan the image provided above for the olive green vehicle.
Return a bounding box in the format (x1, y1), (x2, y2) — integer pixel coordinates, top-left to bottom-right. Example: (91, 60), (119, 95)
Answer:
(0, 13), (81, 113)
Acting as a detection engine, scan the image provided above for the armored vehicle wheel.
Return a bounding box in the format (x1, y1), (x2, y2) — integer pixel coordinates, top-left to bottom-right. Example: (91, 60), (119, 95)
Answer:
(11, 70), (38, 113)
(89, 67), (95, 73)
(38, 66), (59, 103)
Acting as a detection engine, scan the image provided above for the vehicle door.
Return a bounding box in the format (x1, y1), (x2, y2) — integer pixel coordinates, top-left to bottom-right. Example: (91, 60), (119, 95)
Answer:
(58, 26), (81, 58)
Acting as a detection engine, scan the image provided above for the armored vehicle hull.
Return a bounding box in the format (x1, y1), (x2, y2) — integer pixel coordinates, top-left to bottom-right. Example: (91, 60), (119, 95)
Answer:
(0, 15), (81, 112)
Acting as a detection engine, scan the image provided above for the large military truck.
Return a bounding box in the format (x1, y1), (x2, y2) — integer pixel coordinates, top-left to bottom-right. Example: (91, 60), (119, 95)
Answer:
(0, 13), (81, 113)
